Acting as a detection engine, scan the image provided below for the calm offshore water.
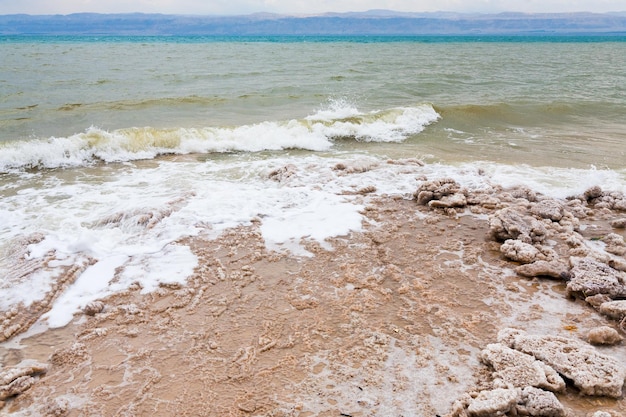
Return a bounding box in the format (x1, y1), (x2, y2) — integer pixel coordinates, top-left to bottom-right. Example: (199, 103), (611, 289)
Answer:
(1, 36), (625, 332)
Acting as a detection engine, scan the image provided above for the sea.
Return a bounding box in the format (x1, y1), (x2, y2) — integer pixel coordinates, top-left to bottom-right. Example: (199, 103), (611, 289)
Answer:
(1, 35), (625, 333)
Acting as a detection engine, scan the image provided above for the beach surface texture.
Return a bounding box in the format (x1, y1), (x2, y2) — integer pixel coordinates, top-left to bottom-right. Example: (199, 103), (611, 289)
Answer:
(2, 169), (626, 416)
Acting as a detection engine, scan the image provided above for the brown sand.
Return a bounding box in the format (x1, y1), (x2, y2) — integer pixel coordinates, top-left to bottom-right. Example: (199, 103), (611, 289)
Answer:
(1, 192), (625, 416)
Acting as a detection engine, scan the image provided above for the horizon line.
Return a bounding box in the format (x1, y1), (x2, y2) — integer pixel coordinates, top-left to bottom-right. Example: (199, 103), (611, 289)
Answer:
(2, 9), (626, 17)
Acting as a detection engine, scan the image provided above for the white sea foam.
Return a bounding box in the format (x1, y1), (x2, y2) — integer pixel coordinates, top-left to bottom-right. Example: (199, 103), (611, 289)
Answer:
(259, 190), (364, 256)
(0, 103), (439, 172)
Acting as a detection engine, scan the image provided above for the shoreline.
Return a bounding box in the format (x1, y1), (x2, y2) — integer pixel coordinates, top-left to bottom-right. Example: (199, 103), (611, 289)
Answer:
(1, 175), (626, 416)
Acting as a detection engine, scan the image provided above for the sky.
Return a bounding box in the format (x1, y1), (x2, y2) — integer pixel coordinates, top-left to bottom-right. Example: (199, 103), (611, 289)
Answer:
(0, 0), (625, 15)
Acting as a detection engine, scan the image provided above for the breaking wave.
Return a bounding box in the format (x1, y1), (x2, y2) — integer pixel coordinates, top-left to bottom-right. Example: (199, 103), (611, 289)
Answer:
(0, 103), (439, 172)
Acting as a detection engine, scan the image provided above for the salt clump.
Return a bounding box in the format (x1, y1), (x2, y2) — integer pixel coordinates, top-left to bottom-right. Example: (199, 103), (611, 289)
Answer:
(0, 362), (48, 403)
(515, 260), (569, 279)
(530, 200), (565, 222)
(455, 387), (566, 417)
(83, 300), (105, 316)
(489, 207), (547, 244)
(582, 187), (626, 211)
(598, 300), (626, 320)
(610, 218), (626, 229)
(587, 412), (616, 417)
(268, 164), (297, 182)
(499, 239), (543, 264)
(601, 233), (626, 257)
(414, 178), (463, 206)
(566, 257), (626, 299)
(587, 326), (623, 346)
(429, 192), (468, 209)
(466, 388), (519, 417)
(480, 343), (565, 392)
(584, 293), (612, 308)
(516, 386), (565, 417)
(498, 328), (626, 398)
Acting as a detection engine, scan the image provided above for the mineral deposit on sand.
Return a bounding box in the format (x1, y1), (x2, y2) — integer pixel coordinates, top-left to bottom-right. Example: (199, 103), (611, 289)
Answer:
(1, 171), (626, 416)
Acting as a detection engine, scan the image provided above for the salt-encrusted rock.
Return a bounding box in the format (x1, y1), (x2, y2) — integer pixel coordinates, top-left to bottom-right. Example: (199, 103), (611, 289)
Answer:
(566, 257), (626, 299)
(610, 192), (626, 211)
(587, 326), (623, 345)
(598, 300), (626, 320)
(608, 256), (626, 272)
(480, 343), (565, 392)
(0, 362), (48, 401)
(585, 293), (612, 308)
(584, 186), (604, 201)
(565, 199), (590, 219)
(414, 178), (462, 205)
(447, 394), (473, 417)
(83, 301), (104, 316)
(497, 328), (626, 398)
(586, 189), (626, 211)
(466, 193), (500, 209)
(489, 208), (547, 244)
(0, 363), (48, 387)
(268, 164), (297, 182)
(466, 388), (519, 417)
(610, 218), (626, 229)
(428, 193), (467, 208)
(531, 200), (565, 222)
(0, 376), (35, 401)
(554, 213), (580, 235)
(601, 233), (626, 256)
(508, 185), (538, 202)
(516, 260), (569, 279)
(500, 239), (543, 264)
(516, 386), (565, 417)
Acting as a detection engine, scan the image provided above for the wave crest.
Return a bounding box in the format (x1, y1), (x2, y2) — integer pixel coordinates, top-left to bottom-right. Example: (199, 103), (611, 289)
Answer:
(0, 103), (439, 172)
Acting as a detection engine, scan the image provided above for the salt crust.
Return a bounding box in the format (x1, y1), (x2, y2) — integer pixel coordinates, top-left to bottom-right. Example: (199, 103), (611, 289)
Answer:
(530, 199), (565, 222)
(566, 257), (626, 299)
(414, 177), (462, 205)
(466, 388), (519, 417)
(3, 177), (626, 414)
(515, 260), (568, 279)
(454, 387), (565, 417)
(0, 362), (48, 401)
(480, 343), (565, 392)
(498, 328), (626, 398)
(449, 328), (624, 416)
(424, 181), (626, 416)
(598, 300), (626, 320)
(489, 207), (547, 244)
(500, 239), (542, 264)
(516, 386), (565, 417)
(587, 326), (624, 345)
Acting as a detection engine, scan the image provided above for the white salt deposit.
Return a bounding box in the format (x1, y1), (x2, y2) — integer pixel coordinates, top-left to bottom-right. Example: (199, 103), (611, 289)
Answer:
(1, 148), (625, 336)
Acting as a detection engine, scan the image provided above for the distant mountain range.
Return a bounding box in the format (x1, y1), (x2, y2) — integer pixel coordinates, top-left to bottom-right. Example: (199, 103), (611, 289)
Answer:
(1, 10), (626, 35)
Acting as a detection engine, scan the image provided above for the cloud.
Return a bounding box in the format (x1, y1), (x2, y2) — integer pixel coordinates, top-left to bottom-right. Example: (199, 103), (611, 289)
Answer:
(0, 0), (623, 15)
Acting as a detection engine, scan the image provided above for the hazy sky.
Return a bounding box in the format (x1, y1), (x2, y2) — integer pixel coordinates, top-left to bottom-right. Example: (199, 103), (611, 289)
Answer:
(1, 0), (625, 15)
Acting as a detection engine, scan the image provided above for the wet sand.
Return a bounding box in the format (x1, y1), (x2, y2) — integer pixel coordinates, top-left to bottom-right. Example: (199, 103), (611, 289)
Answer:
(1, 181), (625, 416)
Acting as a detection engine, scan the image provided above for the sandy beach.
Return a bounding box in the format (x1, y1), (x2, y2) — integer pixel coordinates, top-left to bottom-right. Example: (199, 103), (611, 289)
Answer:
(1, 165), (625, 416)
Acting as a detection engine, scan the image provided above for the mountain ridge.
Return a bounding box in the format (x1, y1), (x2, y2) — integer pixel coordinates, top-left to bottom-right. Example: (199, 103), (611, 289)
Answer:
(1, 10), (626, 35)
